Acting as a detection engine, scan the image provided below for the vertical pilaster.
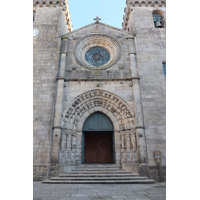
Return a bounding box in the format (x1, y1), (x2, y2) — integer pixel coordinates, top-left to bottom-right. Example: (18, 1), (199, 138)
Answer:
(51, 39), (68, 165)
(128, 36), (148, 175)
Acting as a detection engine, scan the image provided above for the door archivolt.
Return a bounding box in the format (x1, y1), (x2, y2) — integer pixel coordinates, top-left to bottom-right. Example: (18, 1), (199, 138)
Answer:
(62, 89), (135, 132)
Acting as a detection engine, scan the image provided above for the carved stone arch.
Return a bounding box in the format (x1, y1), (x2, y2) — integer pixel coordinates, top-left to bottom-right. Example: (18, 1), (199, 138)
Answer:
(62, 89), (135, 132)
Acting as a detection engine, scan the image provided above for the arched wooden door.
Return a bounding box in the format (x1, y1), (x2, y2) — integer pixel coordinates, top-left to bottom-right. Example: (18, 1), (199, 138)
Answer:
(82, 112), (115, 164)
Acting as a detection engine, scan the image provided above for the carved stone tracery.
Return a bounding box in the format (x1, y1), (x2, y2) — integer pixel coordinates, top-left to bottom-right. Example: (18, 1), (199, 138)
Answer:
(74, 34), (121, 70)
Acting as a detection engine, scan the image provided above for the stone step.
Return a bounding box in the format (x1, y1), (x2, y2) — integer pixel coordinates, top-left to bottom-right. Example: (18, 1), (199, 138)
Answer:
(75, 164), (120, 168)
(72, 168), (124, 171)
(59, 173), (139, 177)
(45, 164), (154, 184)
(51, 176), (147, 180)
(63, 171), (134, 174)
(43, 179), (156, 184)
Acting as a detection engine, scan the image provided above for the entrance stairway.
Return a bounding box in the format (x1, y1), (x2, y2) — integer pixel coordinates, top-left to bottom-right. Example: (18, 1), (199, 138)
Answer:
(43, 164), (155, 184)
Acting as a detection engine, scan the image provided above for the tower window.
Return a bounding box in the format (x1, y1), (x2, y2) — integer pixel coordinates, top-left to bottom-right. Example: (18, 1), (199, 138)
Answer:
(33, 11), (35, 22)
(152, 10), (164, 28)
(162, 62), (166, 76)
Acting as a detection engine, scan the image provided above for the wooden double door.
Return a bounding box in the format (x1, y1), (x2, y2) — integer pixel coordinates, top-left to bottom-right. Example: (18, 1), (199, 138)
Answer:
(84, 131), (114, 163)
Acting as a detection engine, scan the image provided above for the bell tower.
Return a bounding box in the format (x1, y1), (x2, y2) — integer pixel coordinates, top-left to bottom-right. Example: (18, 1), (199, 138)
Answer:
(123, 0), (166, 181)
(33, 0), (72, 181)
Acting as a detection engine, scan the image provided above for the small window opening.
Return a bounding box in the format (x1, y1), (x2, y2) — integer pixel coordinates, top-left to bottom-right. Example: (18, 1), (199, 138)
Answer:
(162, 62), (166, 76)
(33, 11), (36, 22)
(152, 10), (164, 28)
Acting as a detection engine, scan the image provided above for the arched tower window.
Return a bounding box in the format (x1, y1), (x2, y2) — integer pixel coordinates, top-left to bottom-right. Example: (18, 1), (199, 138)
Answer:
(152, 10), (164, 28)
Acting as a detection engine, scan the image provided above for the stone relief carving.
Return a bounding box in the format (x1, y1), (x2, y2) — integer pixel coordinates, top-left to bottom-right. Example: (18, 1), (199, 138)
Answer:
(61, 130), (78, 151)
(119, 120), (125, 131)
(125, 131), (131, 150)
(63, 89), (135, 130)
(72, 120), (78, 130)
(71, 134), (76, 150)
(130, 129), (136, 149)
(61, 89), (137, 164)
(120, 130), (136, 151)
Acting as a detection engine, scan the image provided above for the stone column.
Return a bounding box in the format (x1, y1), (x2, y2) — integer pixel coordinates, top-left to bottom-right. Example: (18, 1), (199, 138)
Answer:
(120, 131), (126, 164)
(65, 131), (72, 166)
(66, 131), (72, 150)
(61, 130), (67, 150)
(130, 128), (137, 163)
(125, 130), (132, 163)
(51, 38), (68, 165)
(128, 36), (148, 175)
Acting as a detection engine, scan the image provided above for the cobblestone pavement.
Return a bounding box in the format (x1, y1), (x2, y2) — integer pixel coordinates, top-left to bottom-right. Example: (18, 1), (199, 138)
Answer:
(33, 182), (166, 200)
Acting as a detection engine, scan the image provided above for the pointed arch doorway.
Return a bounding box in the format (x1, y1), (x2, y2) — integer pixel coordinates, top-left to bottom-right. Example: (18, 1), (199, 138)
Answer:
(82, 112), (115, 164)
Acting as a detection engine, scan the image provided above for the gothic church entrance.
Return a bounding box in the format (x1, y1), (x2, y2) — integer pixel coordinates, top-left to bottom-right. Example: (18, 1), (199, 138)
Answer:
(82, 112), (114, 164)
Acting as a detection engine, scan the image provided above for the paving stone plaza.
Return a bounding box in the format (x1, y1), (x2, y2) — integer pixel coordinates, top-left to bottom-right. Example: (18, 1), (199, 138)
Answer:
(33, 182), (166, 200)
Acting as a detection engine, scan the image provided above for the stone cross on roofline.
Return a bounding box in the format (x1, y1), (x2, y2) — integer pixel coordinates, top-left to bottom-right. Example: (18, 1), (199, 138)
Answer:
(94, 16), (101, 24)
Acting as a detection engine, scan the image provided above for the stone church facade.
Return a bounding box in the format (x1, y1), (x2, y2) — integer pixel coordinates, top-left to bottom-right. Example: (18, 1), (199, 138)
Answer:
(33, 0), (166, 182)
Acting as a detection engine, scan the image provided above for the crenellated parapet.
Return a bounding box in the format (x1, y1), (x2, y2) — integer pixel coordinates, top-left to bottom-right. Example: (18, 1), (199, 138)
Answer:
(33, 0), (66, 9)
(127, 0), (166, 7)
(122, 0), (166, 30)
(33, 0), (73, 32)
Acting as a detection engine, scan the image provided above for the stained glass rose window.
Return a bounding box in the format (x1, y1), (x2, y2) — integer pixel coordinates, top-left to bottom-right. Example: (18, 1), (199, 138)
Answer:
(85, 47), (110, 67)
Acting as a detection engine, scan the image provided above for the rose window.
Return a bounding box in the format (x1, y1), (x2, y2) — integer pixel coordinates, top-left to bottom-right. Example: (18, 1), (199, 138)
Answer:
(85, 46), (110, 67)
